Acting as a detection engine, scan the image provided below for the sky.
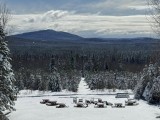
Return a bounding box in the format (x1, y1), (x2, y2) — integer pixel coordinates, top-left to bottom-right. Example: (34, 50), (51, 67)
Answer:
(2, 0), (156, 38)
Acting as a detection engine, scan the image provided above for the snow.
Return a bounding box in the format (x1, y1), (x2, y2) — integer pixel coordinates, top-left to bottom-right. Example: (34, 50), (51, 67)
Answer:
(0, 53), (3, 61)
(77, 77), (90, 94)
(8, 78), (160, 120)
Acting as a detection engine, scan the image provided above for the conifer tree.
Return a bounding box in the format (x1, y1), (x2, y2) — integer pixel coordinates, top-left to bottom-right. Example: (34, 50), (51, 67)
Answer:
(0, 4), (17, 113)
(48, 57), (62, 92)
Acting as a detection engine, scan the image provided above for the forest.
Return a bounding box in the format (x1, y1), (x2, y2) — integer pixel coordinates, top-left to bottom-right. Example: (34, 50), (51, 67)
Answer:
(6, 35), (160, 104)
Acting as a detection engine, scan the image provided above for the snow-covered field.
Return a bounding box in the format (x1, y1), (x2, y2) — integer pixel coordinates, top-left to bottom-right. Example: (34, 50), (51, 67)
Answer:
(8, 78), (160, 120)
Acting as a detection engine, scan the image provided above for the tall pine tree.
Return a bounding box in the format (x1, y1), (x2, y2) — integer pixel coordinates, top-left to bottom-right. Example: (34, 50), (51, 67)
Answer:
(0, 4), (17, 114)
(48, 57), (62, 92)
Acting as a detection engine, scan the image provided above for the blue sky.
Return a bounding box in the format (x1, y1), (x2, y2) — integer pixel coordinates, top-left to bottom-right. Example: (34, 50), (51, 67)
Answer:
(3, 0), (155, 38)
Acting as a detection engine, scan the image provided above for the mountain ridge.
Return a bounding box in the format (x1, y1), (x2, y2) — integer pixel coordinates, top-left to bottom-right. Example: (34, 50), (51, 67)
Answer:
(10, 29), (83, 41)
(8, 29), (159, 44)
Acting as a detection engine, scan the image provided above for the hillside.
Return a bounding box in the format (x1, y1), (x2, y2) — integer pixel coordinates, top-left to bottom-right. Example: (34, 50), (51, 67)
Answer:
(8, 30), (159, 45)
(10, 29), (83, 41)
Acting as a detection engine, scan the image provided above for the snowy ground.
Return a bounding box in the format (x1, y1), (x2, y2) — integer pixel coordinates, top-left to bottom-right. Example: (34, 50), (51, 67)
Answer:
(9, 78), (160, 120)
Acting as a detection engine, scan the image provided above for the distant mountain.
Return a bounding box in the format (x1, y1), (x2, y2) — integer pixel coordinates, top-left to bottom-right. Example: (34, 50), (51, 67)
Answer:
(7, 29), (159, 47)
(10, 29), (83, 41)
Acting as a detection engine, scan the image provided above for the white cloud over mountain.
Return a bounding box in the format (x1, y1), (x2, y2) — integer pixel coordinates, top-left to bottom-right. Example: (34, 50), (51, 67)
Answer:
(8, 10), (154, 38)
(3, 0), (155, 37)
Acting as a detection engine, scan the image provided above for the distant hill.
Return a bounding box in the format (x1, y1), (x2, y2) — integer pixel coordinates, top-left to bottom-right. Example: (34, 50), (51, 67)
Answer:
(7, 29), (159, 48)
(10, 29), (83, 41)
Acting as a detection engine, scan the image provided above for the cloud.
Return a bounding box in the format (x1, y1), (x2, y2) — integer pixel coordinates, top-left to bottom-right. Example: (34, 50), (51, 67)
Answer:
(88, 0), (147, 9)
(83, 0), (148, 16)
(127, 5), (149, 10)
(22, 10), (71, 23)
(8, 10), (153, 38)
(40, 10), (70, 22)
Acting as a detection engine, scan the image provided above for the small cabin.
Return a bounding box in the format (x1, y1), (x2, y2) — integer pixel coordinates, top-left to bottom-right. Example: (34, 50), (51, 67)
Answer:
(115, 93), (129, 98)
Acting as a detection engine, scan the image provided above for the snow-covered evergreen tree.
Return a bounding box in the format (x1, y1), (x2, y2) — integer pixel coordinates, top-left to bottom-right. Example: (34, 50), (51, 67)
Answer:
(15, 72), (24, 90)
(128, 75), (138, 90)
(49, 72), (61, 92)
(29, 74), (35, 90)
(117, 77), (128, 90)
(0, 4), (17, 113)
(41, 73), (49, 91)
(65, 70), (81, 92)
(147, 76), (160, 103)
(135, 65), (153, 99)
(0, 29), (17, 111)
(34, 74), (43, 90)
(135, 63), (160, 103)
(48, 57), (62, 92)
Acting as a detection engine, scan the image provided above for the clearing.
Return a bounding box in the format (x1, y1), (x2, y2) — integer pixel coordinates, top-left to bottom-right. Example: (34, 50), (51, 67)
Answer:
(8, 78), (160, 120)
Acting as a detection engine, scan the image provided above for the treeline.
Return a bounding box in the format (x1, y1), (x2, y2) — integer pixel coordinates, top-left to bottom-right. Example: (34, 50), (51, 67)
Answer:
(14, 58), (81, 92)
(85, 71), (139, 90)
(135, 63), (160, 104)
(11, 48), (158, 73)
(15, 69), (81, 92)
(8, 38), (160, 96)
(9, 38), (160, 73)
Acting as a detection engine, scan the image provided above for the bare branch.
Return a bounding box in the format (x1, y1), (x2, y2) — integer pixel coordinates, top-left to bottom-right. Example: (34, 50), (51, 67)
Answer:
(148, 0), (160, 37)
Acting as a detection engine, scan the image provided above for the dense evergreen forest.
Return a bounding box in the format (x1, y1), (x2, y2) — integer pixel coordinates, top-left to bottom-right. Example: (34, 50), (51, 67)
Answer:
(8, 37), (160, 73)
(7, 35), (160, 103)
